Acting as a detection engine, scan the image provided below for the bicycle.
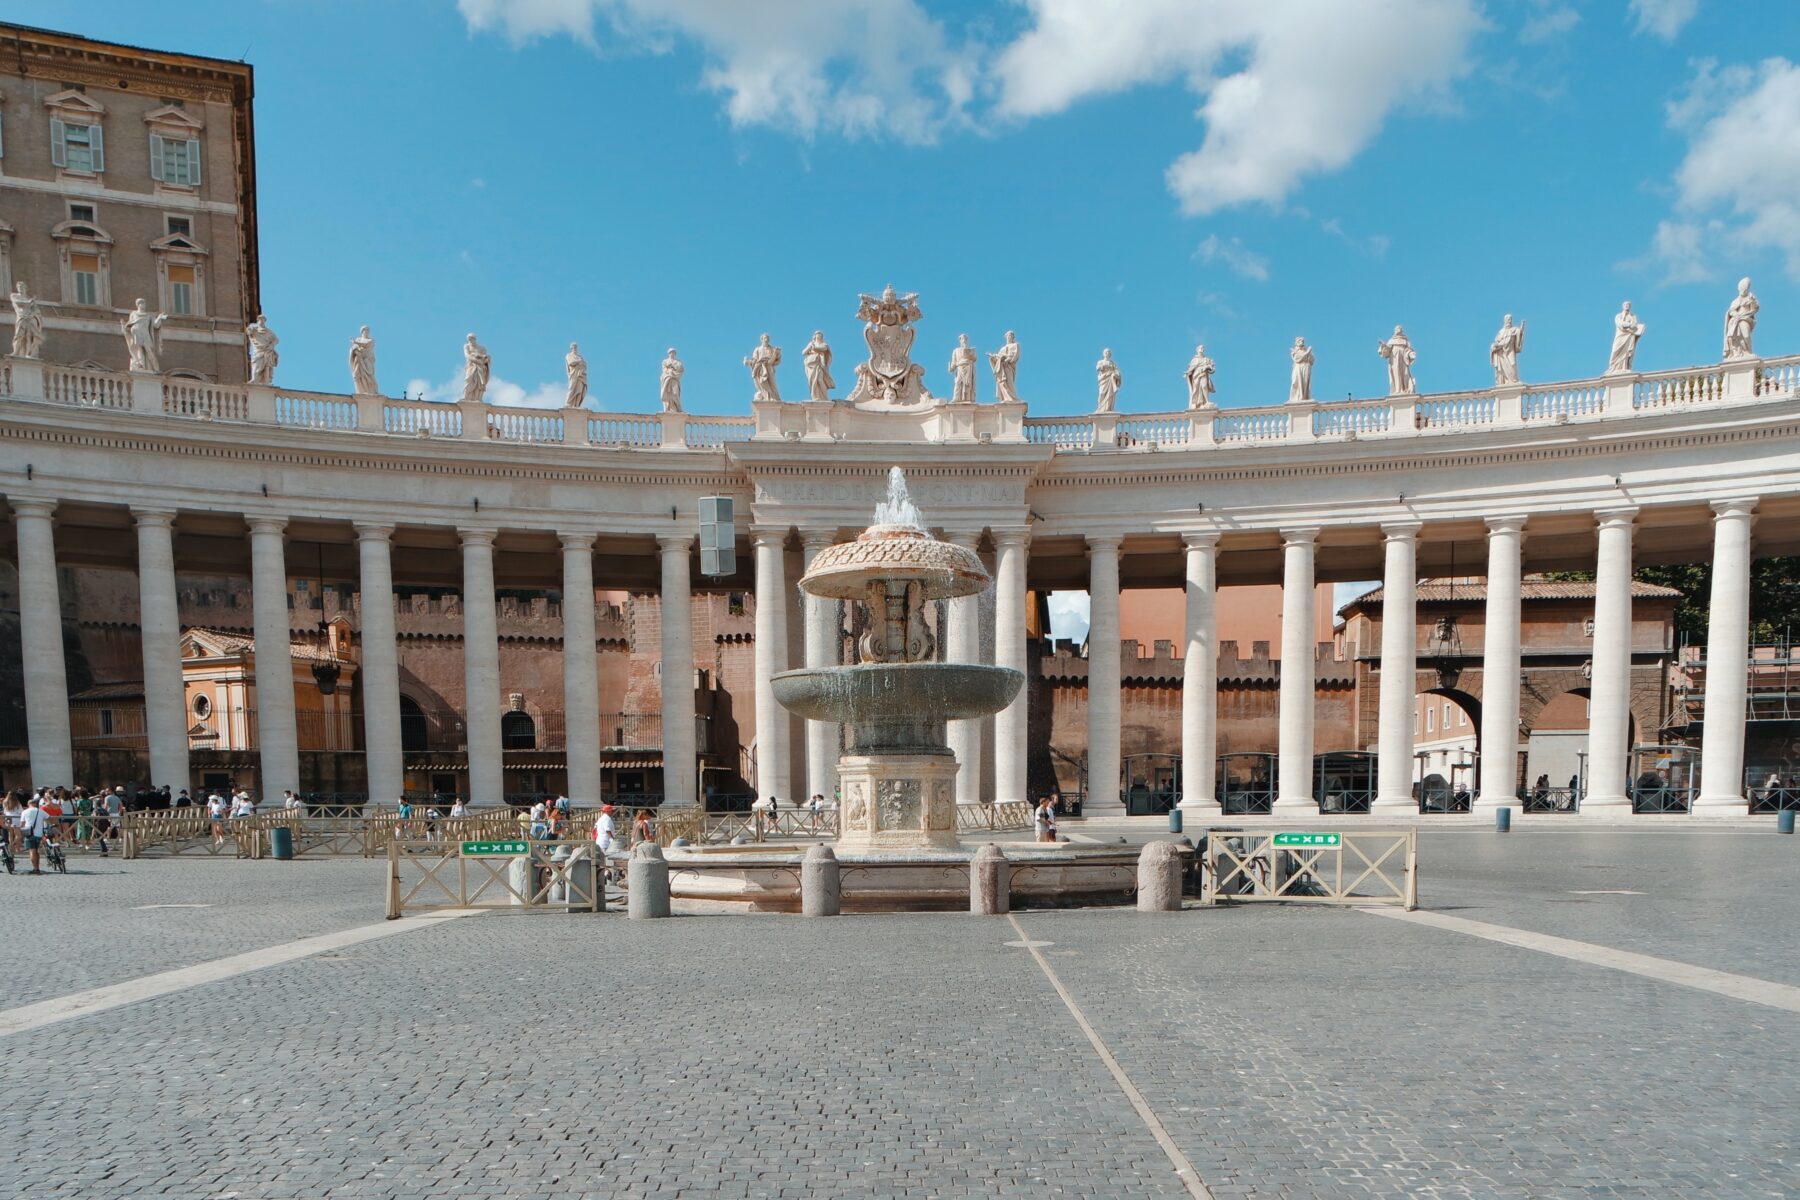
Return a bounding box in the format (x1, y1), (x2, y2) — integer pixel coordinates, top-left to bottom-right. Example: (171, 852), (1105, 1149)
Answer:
(1, 837), (13, 875)
(43, 834), (67, 875)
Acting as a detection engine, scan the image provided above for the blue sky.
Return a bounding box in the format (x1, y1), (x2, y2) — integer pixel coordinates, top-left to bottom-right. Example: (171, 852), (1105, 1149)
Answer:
(14, 0), (1798, 417)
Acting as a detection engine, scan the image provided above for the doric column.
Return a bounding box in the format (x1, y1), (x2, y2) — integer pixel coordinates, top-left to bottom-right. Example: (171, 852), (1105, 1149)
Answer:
(459, 528), (503, 805)
(356, 524), (404, 805)
(751, 525), (791, 802)
(1274, 527), (1321, 812)
(1695, 499), (1758, 816)
(658, 534), (697, 808)
(1085, 535), (1124, 815)
(1178, 533), (1222, 816)
(1582, 508), (1638, 815)
(560, 533), (601, 807)
(247, 516), (300, 799)
(946, 531), (986, 804)
(11, 500), (73, 788)
(133, 509), (190, 793)
(1372, 523), (1422, 815)
(800, 530), (839, 804)
(993, 528), (1030, 805)
(1475, 517), (1527, 812)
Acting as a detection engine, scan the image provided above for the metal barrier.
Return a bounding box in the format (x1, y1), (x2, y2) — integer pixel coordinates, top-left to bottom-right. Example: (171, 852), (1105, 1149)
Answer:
(385, 838), (604, 918)
(1198, 828), (1417, 910)
(1521, 787), (1579, 813)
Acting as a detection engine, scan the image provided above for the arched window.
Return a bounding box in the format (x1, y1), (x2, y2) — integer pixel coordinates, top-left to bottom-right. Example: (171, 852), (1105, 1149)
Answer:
(500, 710), (537, 750)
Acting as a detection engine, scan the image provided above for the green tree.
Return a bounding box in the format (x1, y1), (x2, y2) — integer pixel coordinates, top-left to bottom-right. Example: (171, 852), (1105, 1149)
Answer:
(1543, 559), (1800, 644)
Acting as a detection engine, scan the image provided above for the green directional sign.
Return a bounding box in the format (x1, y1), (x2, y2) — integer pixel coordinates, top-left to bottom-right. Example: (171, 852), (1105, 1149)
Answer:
(1272, 832), (1340, 848)
(462, 839), (528, 856)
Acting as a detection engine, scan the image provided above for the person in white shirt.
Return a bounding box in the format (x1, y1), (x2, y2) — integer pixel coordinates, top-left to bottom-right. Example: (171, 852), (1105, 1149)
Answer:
(449, 799), (468, 819)
(19, 796), (49, 873)
(528, 801), (549, 840)
(593, 804), (617, 852)
(283, 790), (302, 810)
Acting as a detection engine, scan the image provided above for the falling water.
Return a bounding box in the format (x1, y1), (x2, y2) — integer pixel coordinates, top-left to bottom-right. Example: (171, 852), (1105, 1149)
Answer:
(871, 465), (926, 530)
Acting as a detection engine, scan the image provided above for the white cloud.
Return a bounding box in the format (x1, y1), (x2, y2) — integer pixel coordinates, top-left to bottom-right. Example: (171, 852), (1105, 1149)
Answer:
(1652, 57), (1800, 281)
(1519, 5), (1579, 44)
(1196, 233), (1269, 281)
(457, 0), (977, 143)
(1628, 0), (1698, 41)
(404, 369), (569, 409)
(992, 0), (1481, 215)
(1046, 592), (1090, 644)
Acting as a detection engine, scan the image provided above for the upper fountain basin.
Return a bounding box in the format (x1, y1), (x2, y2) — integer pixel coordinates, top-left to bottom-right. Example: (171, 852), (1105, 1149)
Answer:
(771, 662), (1023, 725)
(798, 526), (989, 602)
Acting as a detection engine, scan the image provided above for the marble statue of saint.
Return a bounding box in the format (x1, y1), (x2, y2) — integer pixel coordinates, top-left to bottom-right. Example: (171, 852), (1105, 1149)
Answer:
(9, 281), (44, 360)
(1289, 337), (1314, 403)
(121, 299), (167, 373)
(1184, 344), (1216, 409)
(744, 333), (782, 402)
(1490, 314), (1524, 386)
(1095, 348), (1122, 413)
(988, 330), (1022, 405)
(461, 333), (491, 404)
(948, 334), (977, 404)
(803, 330), (835, 402)
(659, 347), (684, 413)
(349, 326), (379, 395)
(1606, 302), (1645, 375)
(246, 314), (279, 385)
(564, 342), (588, 408)
(1377, 325), (1418, 395)
(1723, 277), (1758, 360)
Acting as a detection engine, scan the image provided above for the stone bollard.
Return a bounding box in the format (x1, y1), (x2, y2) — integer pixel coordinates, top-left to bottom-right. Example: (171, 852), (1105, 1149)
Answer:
(627, 841), (672, 919)
(1137, 840), (1183, 912)
(801, 844), (841, 916)
(547, 844), (571, 903)
(970, 844), (1009, 914)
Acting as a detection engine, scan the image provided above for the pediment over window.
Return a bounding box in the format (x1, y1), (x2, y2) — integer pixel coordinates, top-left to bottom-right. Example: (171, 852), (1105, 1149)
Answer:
(43, 89), (106, 117)
(51, 219), (114, 245)
(143, 104), (203, 132)
(151, 232), (209, 255)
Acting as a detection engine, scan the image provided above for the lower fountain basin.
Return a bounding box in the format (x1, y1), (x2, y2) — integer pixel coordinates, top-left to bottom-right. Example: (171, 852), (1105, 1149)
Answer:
(771, 662), (1023, 727)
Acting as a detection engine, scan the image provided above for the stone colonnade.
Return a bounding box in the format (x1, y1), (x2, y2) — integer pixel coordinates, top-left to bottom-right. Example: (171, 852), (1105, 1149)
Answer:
(2, 499), (1770, 818)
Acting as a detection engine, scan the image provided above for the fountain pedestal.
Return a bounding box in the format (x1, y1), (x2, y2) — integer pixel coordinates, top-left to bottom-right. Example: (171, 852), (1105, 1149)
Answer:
(835, 755), (961, 852)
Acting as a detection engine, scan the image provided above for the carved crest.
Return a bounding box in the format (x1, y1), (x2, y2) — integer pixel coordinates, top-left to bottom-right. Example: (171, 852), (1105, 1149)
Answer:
(848, 285), (932, 407)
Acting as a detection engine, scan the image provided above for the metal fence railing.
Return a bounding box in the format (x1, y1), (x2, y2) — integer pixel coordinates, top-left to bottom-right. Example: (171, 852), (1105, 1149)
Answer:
(1520, 787), (1579, 813)
(1199, 828), (1417, 909)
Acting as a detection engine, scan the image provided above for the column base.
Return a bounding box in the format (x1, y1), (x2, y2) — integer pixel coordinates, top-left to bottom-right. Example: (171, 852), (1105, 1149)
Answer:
(1579, 794), (1632, 817)
(1369, 796), (1417, 817)
(1691, 794), (1749, 819)
(1470, 794), (1511, 815)
(1079, 799), (1125, 819)
(1177, 798), (1224, 819)
(1271, 795), (1318, 815)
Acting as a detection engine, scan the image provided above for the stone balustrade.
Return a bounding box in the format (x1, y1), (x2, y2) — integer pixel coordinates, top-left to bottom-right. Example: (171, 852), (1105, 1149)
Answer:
(0, 351), (1791, 455)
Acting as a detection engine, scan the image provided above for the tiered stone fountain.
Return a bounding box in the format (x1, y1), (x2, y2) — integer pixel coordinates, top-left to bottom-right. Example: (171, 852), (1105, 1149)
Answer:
(771, 467), (1023, 852)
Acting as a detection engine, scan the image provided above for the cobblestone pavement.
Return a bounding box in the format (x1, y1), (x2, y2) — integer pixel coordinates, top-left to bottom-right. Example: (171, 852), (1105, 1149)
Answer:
(0, 830), (1794, 1198)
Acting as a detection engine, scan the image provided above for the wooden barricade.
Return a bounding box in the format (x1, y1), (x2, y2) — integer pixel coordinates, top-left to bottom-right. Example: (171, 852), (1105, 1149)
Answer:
(1198, 828), (1417, 910)
(385, 839), (603, 918)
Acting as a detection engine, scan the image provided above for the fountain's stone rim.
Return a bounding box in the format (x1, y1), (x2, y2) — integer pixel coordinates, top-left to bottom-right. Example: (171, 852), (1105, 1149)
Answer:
(772, 662), (1023, 723)
(799, 528), (989, 601)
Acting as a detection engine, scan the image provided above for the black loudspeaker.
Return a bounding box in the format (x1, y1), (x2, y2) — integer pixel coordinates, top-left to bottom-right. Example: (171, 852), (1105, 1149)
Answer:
(699, 496), (735, 576)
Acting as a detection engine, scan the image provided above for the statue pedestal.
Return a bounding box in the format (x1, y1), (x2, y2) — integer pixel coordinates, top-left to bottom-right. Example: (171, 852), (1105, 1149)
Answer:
(129, 371), (164, 415)
(834, 754), (961, 853)
(1723, 357), (1762, 402)
(6, 357), (44, 400)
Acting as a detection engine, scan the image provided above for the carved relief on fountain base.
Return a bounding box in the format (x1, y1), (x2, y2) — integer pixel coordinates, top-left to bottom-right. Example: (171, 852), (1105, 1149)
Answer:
(835, 754), (961, 852)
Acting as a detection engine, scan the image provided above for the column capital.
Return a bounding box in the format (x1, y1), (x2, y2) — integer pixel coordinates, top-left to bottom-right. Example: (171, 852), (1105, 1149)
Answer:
(657, 533), (694, 554)
(557, 531), (597, 552)
(1085, 533), (1125, 554)
(1710, 497), (1758, 520)
(1281, 526), (1321, 546)
(8, 498), (56, 521)
(1594, 506), (1639, 529)
(748, 524), (789, 548)
(245, 514), (288, 537)
(130, 508), (177, 529)
(945, 530), (982, 549)
(799, 528), (838, 552)
(456, 526), (498, 548)
(354, 522), (395, 543)
(1483, 514), (1529, 536)
(1380, 521), (1423, 541)
(990, 527), (1031, 548)
(1181, 530), (1220, 551)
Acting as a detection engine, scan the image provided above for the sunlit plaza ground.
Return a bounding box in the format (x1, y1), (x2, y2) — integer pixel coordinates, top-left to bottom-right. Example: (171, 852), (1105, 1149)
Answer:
(3, 826), (1796, 1199)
